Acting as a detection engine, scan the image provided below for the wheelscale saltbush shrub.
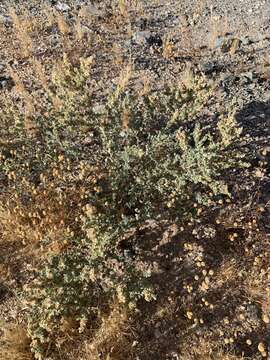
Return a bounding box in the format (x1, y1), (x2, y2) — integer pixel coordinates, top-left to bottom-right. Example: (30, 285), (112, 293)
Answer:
(0, 55), (247, 358)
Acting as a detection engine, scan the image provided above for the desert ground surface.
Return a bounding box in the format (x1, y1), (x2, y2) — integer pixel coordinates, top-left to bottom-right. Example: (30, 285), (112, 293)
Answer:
(1, 1), (270, 359)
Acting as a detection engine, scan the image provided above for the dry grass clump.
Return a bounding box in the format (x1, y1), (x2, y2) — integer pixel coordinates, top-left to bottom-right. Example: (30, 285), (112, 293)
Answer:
(8, 8), (35, 58)
(180, 338), (245, 360)
(0, 181), (83, 248)
(244, 268), (270, 322)
(213, 259), (240, 289)
(75, 303), (132, 360)
(0, 323), (32, 360)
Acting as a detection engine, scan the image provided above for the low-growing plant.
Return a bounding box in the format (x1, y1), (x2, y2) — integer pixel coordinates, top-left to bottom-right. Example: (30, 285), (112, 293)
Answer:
(0, 55), (247, 358)
(25, 248), (102, 357)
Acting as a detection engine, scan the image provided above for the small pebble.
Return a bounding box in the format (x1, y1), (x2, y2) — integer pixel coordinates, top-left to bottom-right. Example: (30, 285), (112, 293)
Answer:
(262, 314), (270, 324)
(55, 2), (70, 12)
(258, 342), (265, 353)
(186, 311), (193, 319)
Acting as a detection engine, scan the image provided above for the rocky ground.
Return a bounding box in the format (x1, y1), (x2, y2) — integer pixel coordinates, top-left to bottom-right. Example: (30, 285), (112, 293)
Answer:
(1, 1), (270, 359)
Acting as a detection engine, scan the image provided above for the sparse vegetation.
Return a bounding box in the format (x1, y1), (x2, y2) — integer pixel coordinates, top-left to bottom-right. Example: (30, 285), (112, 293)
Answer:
(1, 1), (270, 360)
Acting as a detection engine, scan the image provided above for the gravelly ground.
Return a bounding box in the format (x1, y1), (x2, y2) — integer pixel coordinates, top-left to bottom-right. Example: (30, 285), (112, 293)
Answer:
(1, 1), (270, 359)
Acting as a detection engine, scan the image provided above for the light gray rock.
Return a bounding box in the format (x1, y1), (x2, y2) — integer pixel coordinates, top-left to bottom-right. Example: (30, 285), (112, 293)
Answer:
(0, 14), (11, 25)
(92, 104), (106, 115)
(132, 31), (151, 45)
(241, 36), (251, 45)
(55, 2), (70, 12)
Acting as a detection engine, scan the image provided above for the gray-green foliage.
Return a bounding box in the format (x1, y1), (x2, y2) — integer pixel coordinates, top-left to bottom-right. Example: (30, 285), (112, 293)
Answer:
(84, 94), (245, 257)
(0, 57), (247, 358)
(26, 249), (100, 357)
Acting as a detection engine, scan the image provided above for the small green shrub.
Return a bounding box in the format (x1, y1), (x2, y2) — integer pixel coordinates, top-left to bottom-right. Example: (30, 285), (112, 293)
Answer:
(0, 56), (247, 358)
(26, 248), (101, 357)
